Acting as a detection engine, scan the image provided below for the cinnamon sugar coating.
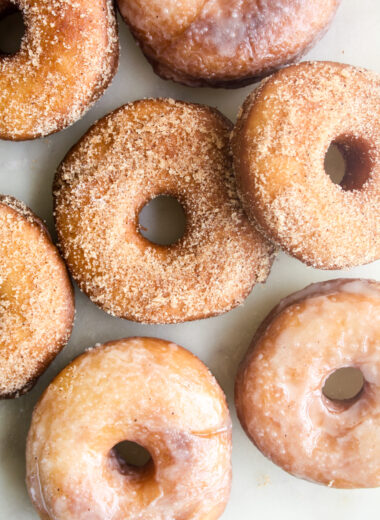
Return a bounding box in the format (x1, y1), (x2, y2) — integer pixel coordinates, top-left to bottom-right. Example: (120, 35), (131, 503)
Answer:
(0, 196), (74, 398)
(117, 0), (340, 88)
(26, 337), (232, 519)
(54, 99), (274, 324)
(0, 0), (119, 140)
(232, 61), (380, 269)
(235, 278), (380, 488)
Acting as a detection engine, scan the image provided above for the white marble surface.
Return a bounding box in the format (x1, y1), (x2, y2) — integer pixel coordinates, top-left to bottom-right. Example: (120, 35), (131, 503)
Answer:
(0, 1), (379, 518)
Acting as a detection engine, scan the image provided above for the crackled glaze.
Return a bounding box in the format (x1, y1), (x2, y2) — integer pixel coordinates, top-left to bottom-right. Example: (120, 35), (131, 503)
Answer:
(235, 279), (380, 488)
(117, 0), (340, 87)
(27, 338), (232, 519)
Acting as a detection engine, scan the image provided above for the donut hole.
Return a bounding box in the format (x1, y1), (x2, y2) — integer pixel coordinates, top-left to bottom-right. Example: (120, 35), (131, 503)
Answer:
(324, 144), (346, 185)
(138, 195), (186, 246)
(322, 367), (364, 409)
(324, 136), (374, 191)
(0, 7), (26, 55)
(112, 441), (153, 475)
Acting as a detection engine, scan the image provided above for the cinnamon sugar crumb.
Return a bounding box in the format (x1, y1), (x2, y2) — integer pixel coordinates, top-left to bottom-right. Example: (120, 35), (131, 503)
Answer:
(54, 99), (274, 324)
(233, 62), (380, 269)
(0, 195), (74, 398)
(0, 0), (118, 140)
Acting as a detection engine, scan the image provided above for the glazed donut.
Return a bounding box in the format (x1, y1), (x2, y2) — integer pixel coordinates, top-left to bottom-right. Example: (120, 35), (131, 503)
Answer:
(0, 196), (74, 398)
(54, 98), (273, 324)
(235, 278), (380, 488)
(26, 337), (232, 519)
(232, 61), (380, 269)
(116, 0), (340, 88)
(0, 0), (118, 140)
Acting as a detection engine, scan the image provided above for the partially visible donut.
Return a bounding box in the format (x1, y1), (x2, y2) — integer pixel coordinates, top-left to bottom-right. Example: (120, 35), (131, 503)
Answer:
(54, 98), (274, 324)
(0, 0), (118, 140)
(0, 196), (74, 398)
(26, 337), (232, 519)
(235, 278), (380, 488)
(232, 61), (380, 269)
(116, 0), (340, 87)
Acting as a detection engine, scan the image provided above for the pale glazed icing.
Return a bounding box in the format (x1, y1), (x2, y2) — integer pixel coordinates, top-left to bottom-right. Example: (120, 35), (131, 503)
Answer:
(232, 61), (380, 269)
(26, 337), (232, 519)
(235, 278), (380, 488)
(0, 0), (118, 140)
(53, 99), (274, 324)
(0, 195), (74, 398)
(117, 0), (340, 87)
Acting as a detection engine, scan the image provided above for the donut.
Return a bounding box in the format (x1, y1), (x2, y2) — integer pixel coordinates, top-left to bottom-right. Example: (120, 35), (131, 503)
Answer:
(0, 196), (74, 398)
(26, 337), (232, 519)
(53, 98), (274, 324)
(116, 0), (340, 88)
(232, 61), (380, 269)
(0, 0), (118, 140)
(235, 278), (380, 488)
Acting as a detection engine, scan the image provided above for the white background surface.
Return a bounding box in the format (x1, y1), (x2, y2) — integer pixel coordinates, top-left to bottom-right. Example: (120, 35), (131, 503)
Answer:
(0, 1), (379, 518)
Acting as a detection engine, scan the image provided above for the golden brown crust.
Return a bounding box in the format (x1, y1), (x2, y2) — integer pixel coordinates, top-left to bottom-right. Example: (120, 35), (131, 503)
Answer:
(232, 61), (380, 269)
(117, 0), (340, 88)
(0, 195), (75, 398)
(235, 278), (380, 488)
(54, 98), (274, 324)
(0, 0), (119, 140)
(26, 337), (232, 519)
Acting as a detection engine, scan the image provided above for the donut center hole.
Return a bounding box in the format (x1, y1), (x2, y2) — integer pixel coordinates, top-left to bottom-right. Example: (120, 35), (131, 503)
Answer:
(112, 441), (152, 473)
(323, 367), (364, 403)
(324, 144), (346, 185)
(138, 195), (186, 246)
(324, 137), (373, 191)
(0, 8), (26, 55)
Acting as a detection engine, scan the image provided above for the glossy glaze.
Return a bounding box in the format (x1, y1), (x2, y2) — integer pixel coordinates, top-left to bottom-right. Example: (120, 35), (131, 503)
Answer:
(236, 279), (380, 488)
(117, 0), (340, 87)
(27, 338), (232, 519)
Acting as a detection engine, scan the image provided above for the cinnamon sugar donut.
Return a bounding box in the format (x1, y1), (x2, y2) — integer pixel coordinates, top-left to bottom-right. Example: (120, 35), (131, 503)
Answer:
(0, 196), (74, 398)
(232, 61), (380, 269)
(0, 0), (118, 140)
(26, 337), (232, 519)
(54, 98), (273, 324)
(235, 278), (380, 488)
(116, 0), (340, 88)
